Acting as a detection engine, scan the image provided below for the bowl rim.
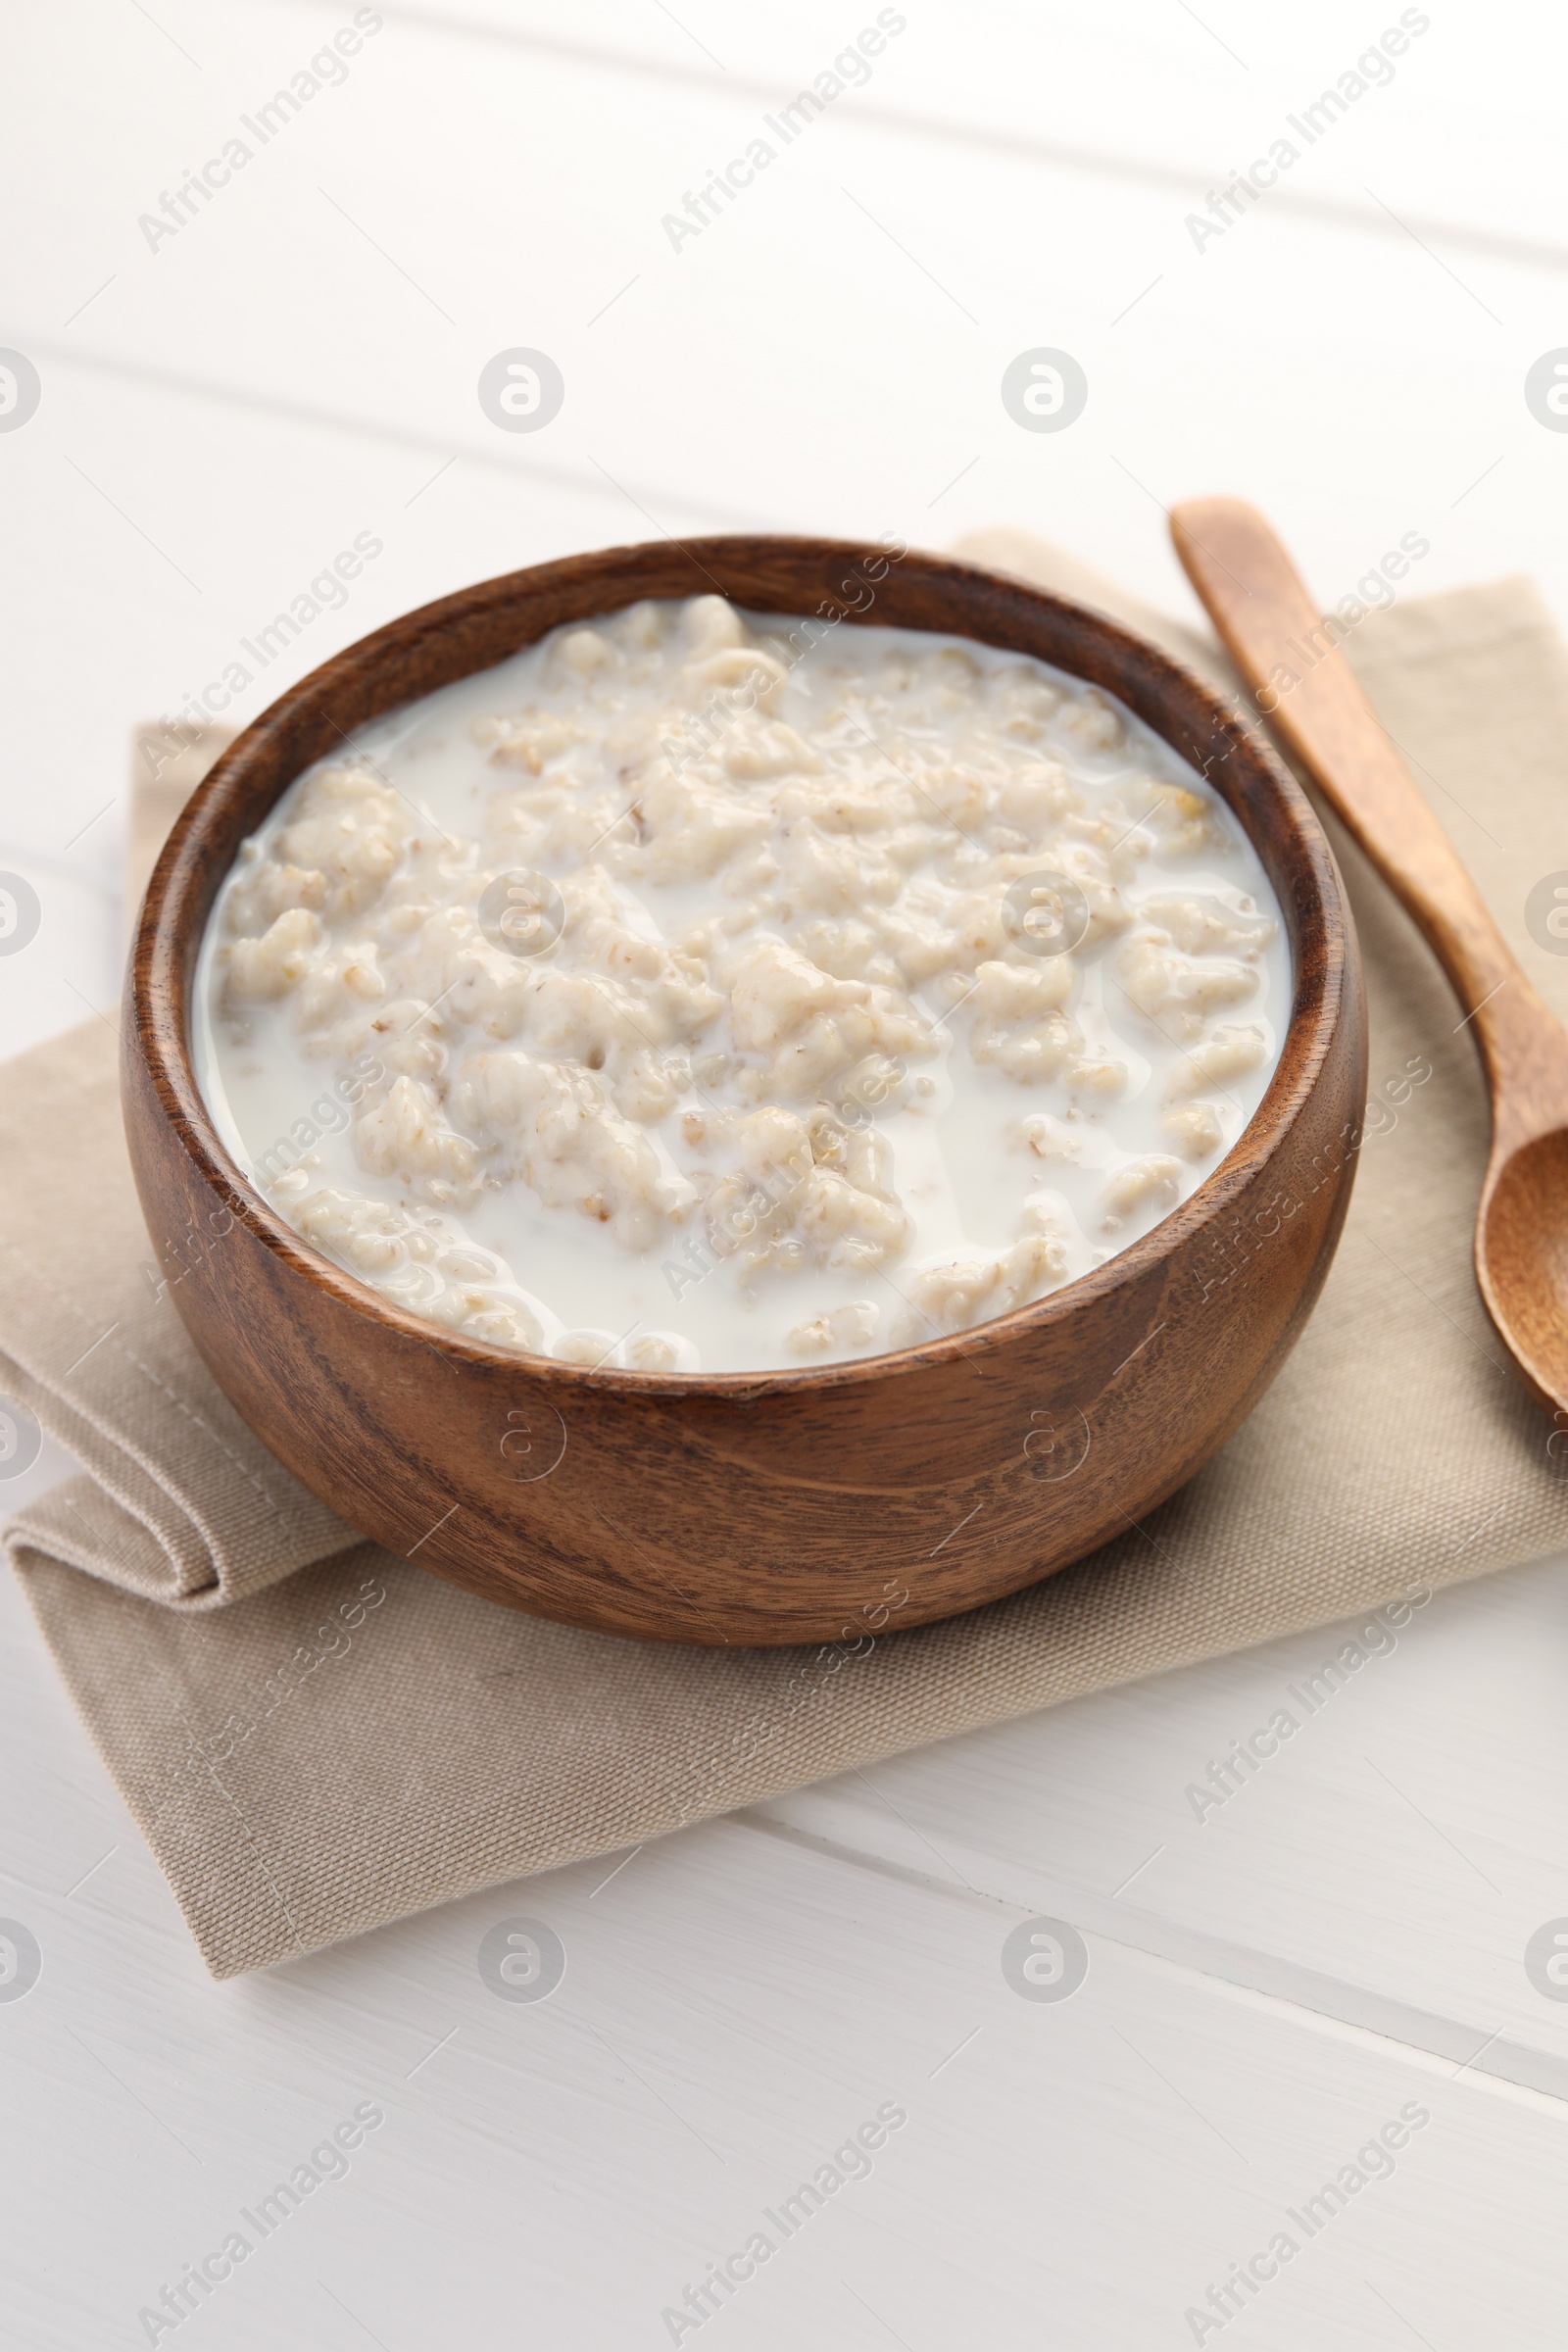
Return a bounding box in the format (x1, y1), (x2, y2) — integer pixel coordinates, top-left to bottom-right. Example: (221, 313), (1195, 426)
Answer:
(130, 532), (1352, 1400)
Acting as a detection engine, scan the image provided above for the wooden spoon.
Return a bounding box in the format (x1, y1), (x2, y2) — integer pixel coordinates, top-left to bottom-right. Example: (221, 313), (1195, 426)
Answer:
(1170, 495), (1568, 1423)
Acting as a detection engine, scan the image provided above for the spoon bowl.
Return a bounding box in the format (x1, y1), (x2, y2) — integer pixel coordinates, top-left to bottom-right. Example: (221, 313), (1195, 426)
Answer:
(1479, 1127), (1568, 1416)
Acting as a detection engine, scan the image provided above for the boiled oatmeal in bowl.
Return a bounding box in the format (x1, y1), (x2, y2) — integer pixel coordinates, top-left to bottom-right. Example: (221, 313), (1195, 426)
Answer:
(194, 594), (1289, 1376)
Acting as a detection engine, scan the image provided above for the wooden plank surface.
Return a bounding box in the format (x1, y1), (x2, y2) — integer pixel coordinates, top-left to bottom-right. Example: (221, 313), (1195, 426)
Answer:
(4, 2), (1568, 2342)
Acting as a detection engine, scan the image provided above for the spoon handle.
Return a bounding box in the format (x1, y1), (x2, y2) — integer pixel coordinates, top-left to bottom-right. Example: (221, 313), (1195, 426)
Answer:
(1170, 496), (1558, 1131)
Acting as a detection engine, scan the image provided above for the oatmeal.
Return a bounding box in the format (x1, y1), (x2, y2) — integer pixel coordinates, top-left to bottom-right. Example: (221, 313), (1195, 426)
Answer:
(193, 596), (1290, 1372)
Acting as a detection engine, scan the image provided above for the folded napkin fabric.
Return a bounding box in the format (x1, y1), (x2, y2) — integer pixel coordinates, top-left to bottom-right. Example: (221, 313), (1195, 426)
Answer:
(5, 538), (1568, 1978)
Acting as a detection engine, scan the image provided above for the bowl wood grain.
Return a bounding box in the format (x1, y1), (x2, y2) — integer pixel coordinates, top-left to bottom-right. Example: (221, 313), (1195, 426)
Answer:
(123, 536), (1367, 1645)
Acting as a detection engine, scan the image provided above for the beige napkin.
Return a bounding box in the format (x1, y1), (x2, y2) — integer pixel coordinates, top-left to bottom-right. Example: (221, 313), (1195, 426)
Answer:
(7, 536), (1568, 1981)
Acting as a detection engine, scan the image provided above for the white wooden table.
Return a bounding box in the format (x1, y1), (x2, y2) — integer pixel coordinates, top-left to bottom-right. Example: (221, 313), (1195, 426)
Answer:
(4, 4), (1568, 2342)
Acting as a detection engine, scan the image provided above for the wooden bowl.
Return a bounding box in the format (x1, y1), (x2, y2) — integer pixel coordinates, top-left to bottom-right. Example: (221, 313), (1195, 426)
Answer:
(123, 536), (1366, 1646)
